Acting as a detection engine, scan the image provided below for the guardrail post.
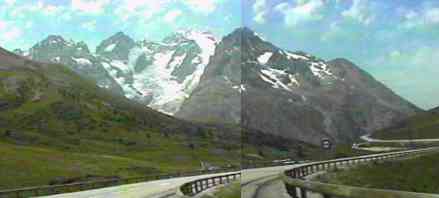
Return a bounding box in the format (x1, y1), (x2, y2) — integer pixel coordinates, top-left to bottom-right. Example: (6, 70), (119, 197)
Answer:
(285, 184), (299, 198)
(300, 187), (307, 198)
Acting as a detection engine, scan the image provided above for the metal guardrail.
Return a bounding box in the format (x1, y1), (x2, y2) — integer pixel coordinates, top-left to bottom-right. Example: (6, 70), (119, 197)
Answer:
(0, 168), (238, 198)
(179, 172), (241, 196)
(282, 147), (439, 198)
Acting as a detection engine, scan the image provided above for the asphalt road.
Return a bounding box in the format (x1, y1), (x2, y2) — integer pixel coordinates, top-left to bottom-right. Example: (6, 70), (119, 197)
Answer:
(41, 135), (439, 198)
(361, 135), (439, 143)
(41, 172), (239, 198)
(240, 147), (439, 198)
(241, 165), (301, 198)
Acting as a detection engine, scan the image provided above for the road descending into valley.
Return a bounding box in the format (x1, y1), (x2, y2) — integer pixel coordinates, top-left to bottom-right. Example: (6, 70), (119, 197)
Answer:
(41, 136), (439, 198)
(242, 136), (439, 198)
(361, 135), (439, 143)
(41, 172), (239, 198)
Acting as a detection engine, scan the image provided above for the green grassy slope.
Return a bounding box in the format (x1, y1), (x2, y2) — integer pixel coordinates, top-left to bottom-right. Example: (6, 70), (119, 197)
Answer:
(0, 47), (241, 190)
(315, 152), (439, 193)
(371, 108), (439, 140)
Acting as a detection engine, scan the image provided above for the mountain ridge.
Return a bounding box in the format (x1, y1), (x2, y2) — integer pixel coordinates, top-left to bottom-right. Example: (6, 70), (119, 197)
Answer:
(14, 30), (218, 115)
(177, 27), (420, 145)
(11, 27), (421, 145)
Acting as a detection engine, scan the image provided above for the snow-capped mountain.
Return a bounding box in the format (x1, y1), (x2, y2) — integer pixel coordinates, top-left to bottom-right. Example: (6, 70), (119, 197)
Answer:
(18, 31), (217, 115)
(14, 27), (420, 145)
(96, 32), (136, 60)
(26, 35), (123, 94)
(96, 30), (217, 114)
(177, 27), (420, 145)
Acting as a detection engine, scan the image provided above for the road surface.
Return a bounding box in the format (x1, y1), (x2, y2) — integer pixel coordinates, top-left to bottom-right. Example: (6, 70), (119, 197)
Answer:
(240, 147), (438, 198)
(41, 172), (238, 198)
(242, 166), (297, 198)
(361, 135), (439, 143)
(41, 136), (439, 198)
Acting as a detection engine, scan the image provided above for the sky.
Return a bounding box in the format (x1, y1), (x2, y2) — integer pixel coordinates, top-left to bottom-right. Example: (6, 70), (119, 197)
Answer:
(0, 0), (241, 50)
(0, 0), (438, 109)
(245, 0), (439, 110)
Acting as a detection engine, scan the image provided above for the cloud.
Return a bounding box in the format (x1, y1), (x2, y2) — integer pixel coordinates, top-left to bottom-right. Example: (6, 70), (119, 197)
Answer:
(402, 7), (439, 29)
(253, 0), (267, 24)
(0, 20), (7, 31)
(341, 0), (375, 25)
(0, 20), (22, 43)
(8, 1), (64, 18)
(40, 3), (62, 16)
(425, 8), (439, 24)
(71, 0), (110, 15)
(274, 0), (325, 27)
(81, 20), (97, 31)
(24, 21), (33, 29)
(164, 10), (182, 23)
(388, 50), (401, 59)
(115, 0), (170, 21)
(5, 0), (16, 6)
(253, 0), (266, 11)
(3, 26), (22, 40)
(182, 0), (222, 15)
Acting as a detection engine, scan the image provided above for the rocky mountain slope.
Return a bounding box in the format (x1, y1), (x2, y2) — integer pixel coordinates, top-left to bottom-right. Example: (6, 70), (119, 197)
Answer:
(372, 106), (439, 140)
(15, 30), (217, 115)
(12, 27), (422, 145)
(27, 35), (124, 95)
(177, 27), (420, 145)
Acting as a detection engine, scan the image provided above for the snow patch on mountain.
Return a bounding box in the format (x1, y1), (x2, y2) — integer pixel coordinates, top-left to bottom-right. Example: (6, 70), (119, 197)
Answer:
(169, 54), (186, 68)
(257, 52), (273, 65)
(260, 68), (292, 91)
(309, 61), (333, 79)
(72, 57), (92, 66)
(105, 44), (116, 52)
(185, 31), (216, 66)
(110, 60), (130, 72)
(99, 30), (218, 115)
(283, 51), (309, 61)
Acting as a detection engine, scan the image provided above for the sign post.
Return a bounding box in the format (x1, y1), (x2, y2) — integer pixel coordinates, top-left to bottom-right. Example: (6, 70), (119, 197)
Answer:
(321, 138), (332, 150)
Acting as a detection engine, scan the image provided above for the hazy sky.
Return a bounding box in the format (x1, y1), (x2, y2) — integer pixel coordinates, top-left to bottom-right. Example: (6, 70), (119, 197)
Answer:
(244, 0), (439, 110)
(0, 0), (438, 109)
(0, 0), (241, 50)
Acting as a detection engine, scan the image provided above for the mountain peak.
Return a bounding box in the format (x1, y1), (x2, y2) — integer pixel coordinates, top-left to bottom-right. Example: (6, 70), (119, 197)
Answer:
(37, 35), (72, 47)
(46, 35), (65, 41)
(329, 58), (355, 66)
(96, 31), (135, 60)
(233, 27), (255, 35)
(222, 27), (268, 46)
(163, 29), (216, 45)
(110, 31), (130, 40)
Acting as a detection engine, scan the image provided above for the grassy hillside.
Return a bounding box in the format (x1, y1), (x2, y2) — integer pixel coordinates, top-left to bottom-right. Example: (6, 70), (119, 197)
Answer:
(315, 152), (439, 193)
(0, 48), (241, 190)
(372, 107), (439, 139)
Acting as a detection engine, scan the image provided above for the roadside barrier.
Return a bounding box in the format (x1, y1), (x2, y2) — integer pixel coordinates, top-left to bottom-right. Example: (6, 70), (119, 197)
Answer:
(0, 168), (239, 198)
(282, 147), (439, 198)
